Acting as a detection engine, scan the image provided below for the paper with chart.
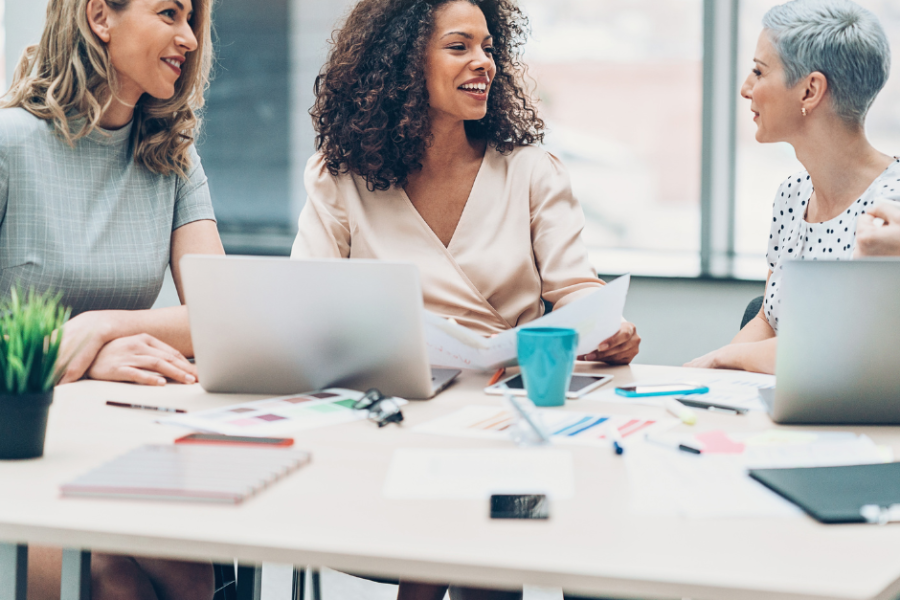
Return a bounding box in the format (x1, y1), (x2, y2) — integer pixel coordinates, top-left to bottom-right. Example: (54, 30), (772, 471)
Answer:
(425, 274), (630, 371)
(158, 388), (406, 437)
(383, 448), (575, 499)
(413, 404), (675, 447)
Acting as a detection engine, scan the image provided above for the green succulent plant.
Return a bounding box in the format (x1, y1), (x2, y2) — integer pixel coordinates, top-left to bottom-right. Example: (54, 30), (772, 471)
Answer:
(0, 288), (71, 394)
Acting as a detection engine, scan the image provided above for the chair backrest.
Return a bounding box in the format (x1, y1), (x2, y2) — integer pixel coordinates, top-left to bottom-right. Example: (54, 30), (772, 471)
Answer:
(213, 563), (236, 600)
(740, 296), (763, 330)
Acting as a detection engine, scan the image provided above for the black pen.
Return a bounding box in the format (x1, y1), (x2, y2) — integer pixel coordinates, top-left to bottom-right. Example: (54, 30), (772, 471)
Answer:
(645, 434), (703, 454)
(106, 401), (187, 414)
(675, 397), (747, 415)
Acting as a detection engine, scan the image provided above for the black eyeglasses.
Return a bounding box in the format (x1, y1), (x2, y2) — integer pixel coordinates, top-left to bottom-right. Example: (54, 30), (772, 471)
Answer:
(353, 388), (404, 427)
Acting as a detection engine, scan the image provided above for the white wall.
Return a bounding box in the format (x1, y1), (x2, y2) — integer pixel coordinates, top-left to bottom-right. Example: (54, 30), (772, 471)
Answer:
(4, 0), (45, 90)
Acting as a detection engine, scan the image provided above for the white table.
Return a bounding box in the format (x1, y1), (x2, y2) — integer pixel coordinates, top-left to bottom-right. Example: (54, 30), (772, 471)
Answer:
(2, 364), (900, 600)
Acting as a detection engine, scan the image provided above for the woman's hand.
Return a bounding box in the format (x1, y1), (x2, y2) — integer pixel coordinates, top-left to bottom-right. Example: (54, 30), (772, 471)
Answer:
(684, 345), (741, 370)
(57, 311), (118, 384)
(578, 321), (640, 365)
(87, 334), (198, 386)
(855, 202), (900, 257)
(685, 339), (776, 375)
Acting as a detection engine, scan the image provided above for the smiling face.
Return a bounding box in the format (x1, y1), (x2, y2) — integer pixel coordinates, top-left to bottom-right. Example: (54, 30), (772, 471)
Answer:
(93, 0), (198, 104)
(740, 30), (804, 143)
(424, 1), (497, 124)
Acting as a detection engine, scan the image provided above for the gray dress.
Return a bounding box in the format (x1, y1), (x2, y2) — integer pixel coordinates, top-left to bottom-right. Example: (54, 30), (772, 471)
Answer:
(0, 108), (216, 314)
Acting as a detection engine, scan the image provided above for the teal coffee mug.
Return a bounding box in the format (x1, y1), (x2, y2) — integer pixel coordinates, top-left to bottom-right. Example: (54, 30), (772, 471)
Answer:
(517, 327), (579, 407)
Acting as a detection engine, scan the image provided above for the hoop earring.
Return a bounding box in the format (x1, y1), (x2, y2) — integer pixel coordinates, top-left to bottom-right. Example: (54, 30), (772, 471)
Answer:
(801, 107), (808, 117)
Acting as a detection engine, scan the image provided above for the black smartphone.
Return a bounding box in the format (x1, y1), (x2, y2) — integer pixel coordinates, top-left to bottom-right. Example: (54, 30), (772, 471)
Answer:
(489, 494), (549, 519)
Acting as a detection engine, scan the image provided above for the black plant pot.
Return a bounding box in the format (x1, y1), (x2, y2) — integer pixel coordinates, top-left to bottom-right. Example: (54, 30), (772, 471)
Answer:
(0, 390), (53, 459)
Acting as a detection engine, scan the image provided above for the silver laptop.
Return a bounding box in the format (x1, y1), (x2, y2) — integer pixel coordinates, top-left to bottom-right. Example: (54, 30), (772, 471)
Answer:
(180, 255), (459, 399)
(767, 259), (900, 424)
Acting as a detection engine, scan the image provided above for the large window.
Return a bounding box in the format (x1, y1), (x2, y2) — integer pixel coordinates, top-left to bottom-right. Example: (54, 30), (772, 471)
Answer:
(734, 0), (900, 278)
(5, 0), (899, 278)
(520, 0), (704, 276)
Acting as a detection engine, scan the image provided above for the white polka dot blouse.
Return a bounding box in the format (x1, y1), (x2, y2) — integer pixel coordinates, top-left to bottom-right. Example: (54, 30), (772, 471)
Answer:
(764, 158), (900, 333)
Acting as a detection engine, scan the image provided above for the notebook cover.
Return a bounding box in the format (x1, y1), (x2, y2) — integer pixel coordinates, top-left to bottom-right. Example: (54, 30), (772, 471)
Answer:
(749, 462), (900, 524)
(61, 444), (311, 504)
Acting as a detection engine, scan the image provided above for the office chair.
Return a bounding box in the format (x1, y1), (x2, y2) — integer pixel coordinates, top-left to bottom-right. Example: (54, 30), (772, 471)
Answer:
(213, 563), (237, 600)
(741, 296), (763, 330)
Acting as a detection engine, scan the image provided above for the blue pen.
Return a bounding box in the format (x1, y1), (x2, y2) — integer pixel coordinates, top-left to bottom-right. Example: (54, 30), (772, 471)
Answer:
(606, 422), (625, 455)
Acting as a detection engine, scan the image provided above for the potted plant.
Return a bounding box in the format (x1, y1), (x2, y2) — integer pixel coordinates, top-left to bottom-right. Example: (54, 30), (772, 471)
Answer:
(0, 288), (70, 459)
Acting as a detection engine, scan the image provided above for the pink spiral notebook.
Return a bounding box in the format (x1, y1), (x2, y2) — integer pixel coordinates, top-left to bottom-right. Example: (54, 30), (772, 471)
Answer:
(61, 444), (311, 504)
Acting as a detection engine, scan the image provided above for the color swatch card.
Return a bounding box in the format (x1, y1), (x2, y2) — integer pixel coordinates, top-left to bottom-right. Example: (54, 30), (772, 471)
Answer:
(159, 388), (406, 437)
(413, 405), (674, 446)
(61, 444), (311, 504)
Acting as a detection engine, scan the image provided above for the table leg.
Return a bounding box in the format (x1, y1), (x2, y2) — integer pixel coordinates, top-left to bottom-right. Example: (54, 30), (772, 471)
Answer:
(291, 567), (305, 600)
(0, 543), (27, 600)
(310, 568), (321, 600)
(60, 549), (91, 600)
(236, 564), (262, 600)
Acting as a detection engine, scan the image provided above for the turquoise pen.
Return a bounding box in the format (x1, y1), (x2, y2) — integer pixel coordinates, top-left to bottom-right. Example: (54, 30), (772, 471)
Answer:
(606, 421), (625, 455)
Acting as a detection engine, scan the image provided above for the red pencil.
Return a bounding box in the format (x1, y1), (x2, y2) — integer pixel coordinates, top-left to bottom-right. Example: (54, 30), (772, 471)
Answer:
(487, 367), (506, 386)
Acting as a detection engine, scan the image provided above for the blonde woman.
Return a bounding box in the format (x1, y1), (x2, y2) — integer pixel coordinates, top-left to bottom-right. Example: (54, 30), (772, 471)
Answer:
(687, 0), (896, 375)
(2, 0), (225, 391)
(5, 0), (223, 597)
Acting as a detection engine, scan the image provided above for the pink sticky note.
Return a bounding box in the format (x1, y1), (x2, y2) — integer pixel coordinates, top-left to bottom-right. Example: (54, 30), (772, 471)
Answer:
(695, 430), (745, 454)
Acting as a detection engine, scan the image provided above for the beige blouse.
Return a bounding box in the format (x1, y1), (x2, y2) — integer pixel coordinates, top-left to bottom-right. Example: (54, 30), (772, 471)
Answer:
(291, 145), (604, 336)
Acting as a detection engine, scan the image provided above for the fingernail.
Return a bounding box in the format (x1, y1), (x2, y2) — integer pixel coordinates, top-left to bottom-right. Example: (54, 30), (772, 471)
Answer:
(598, 344), (609, 351)
(185, 374), (196, 383)
(157, 378), (166, 386)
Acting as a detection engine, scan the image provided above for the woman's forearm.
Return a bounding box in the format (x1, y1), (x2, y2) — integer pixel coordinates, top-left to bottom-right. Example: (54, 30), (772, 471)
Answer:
(685, 336), (777, 374)
(96, 306), (193, 356)
(731, 313), (776, 344)
(732, 337), (778, 374)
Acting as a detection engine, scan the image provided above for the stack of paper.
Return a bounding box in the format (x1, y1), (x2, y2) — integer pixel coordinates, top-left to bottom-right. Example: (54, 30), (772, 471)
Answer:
(425, 275), (630, 371)
(61, 444), (311, 504)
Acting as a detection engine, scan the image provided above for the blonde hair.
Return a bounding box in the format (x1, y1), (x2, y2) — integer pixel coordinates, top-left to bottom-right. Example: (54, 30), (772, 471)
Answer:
(1, 0), (213, 178)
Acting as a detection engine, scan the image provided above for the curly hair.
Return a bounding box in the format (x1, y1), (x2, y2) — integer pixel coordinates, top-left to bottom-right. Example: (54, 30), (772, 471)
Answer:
(312, 0), (545, 191)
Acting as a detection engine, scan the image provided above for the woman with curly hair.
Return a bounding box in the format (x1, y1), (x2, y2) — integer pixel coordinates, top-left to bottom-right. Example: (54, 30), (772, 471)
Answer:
(293, 1), (639, 595)
(293, 0), (640, 365)
(4, 0), (223, 597)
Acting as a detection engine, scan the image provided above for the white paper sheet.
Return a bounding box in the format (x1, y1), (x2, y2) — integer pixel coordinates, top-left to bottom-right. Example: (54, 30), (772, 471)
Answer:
(626, 445), (801, 518)
(383, 448), (575, 499)
(742, 433), (890, 469)
(425, 275), (630, 371)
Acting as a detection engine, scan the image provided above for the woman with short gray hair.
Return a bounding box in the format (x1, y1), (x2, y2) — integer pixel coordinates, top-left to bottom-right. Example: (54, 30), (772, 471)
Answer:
(686, 0), (899, 374)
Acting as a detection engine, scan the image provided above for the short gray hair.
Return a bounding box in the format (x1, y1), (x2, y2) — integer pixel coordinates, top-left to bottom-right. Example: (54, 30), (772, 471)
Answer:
(762, 0), (891, 125)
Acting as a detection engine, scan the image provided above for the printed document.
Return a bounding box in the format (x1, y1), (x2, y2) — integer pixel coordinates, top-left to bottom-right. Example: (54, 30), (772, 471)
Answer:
(383, 448), (575, 499)
(425, 274), (630, 371)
